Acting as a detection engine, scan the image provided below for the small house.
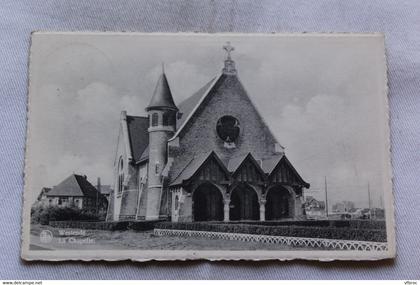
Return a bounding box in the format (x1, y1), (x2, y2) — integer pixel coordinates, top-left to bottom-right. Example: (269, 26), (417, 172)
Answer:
(45, 174), (107, 214)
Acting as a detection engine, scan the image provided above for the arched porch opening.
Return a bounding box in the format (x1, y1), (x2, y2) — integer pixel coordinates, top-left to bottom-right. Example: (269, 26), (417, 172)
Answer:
(229, 183), (259, 221)
(266, 185), (295, 220)
(192, 182), (224, 221)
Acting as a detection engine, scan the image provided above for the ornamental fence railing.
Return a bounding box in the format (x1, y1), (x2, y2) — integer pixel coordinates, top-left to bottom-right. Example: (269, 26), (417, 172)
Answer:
(154, 228), (388, 251)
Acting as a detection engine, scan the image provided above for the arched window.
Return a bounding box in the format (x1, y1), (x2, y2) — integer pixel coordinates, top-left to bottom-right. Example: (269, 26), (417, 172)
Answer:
(151, 113), (159, 127)
(118, 157), (124, 193)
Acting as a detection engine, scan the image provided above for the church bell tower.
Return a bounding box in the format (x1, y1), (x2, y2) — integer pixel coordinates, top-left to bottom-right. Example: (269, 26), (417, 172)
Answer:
(145, 66), (178, 220)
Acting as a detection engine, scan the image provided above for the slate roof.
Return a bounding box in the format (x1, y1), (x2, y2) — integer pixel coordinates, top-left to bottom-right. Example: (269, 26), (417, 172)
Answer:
(261, 155), (284, 174)
(46, 174), (101, 198)
(126, 115), (149, 163)
(146, 72), (178, 111)
(139, 145), (149, 162)
(170, 152), (213, 186)
(176, 76), (218, 129)
(170, 73), (281, 149)
(226, 154), (248, 172)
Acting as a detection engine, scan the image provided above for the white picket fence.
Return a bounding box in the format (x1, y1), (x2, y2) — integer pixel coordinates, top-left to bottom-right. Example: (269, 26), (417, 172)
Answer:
(154, 228), (388, 251)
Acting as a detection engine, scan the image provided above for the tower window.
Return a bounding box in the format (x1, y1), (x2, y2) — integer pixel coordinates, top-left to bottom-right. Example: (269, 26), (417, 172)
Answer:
(163, 112), (176, 126)
(162, 113), (169, 126)
(169, 112), (176, 125)
(151, 113), (159, 127)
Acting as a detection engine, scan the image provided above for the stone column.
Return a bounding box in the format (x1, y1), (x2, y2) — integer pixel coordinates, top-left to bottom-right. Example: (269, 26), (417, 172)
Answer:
(259, 199), (266, 221)
(223, 199), (230, 222)
(294, 194), (303, 218)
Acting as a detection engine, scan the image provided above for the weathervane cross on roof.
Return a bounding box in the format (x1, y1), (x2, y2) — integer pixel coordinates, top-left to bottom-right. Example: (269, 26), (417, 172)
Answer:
(223, 41), (235, 60)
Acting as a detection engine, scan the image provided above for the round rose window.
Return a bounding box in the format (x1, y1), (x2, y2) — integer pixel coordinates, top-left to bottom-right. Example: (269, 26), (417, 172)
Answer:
(216, 115), (240, 143)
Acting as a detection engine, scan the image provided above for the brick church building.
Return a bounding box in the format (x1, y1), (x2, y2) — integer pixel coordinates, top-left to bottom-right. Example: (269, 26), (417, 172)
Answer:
(108, 43), (309, 223)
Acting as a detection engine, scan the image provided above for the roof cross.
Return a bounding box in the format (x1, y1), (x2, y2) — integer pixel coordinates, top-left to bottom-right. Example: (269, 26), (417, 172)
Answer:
(223, 41), (235, 60)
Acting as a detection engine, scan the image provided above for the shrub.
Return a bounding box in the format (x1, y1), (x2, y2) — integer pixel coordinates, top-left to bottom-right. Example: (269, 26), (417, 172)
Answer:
(128, 220), (163, 231)
(31, 205), (100, 224)
(31, 205), (50, 225)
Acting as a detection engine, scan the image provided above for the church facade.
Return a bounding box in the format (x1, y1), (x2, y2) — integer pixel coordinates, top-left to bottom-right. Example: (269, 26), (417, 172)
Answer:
(108, 43), (309, 223)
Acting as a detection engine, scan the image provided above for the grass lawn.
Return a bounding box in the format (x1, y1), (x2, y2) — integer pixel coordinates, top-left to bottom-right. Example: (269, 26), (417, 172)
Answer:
(30, 224), (302, 251)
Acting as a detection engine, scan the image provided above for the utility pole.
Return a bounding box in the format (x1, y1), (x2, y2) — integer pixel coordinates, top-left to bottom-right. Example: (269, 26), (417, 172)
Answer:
(96, 177), (101, 216)
(368, 182), (372, 219)
(380, 194), (383, 209)
(324, 176), (329, 218)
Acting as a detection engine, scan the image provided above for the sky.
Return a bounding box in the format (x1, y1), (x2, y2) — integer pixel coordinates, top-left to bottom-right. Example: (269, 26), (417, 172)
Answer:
(26, 33), (390, 209)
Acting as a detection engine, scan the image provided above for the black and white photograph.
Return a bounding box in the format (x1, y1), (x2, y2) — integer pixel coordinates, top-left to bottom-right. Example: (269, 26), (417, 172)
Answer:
(21, 33), (395, 261)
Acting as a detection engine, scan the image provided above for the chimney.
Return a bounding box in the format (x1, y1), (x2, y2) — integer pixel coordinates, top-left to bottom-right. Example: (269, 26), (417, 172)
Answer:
(97, 177), (101, 193)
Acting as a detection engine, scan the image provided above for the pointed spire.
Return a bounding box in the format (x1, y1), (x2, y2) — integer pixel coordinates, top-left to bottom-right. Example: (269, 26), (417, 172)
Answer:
(222, 41), (237, 75)
(146, 65), (178, 111)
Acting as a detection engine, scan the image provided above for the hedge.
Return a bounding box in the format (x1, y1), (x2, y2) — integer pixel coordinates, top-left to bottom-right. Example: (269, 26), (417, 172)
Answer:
(49, 220), (160, 231)
(156, 222), (387, 242)
(217, 220), (386, 230)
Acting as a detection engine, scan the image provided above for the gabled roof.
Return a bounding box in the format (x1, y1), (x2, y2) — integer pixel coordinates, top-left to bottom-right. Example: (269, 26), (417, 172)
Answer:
(269, 156), (310, 188)
(169, 151), (309, 188)
(170, 151), (229, 186)
(231, 153), (267, 179)
(123, 59), (288, 169)
(169, 73), (282, 150)
(146, 72), (178, 111)
(126, 115), (149, 163)
(170, 74), (222, 141)
(47, 174), (101, 198)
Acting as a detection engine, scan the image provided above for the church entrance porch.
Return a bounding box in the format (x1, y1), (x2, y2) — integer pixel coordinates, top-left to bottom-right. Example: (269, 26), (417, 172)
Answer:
(265, 186), (295, 220)
(229, 184), (259, 221)
(192, 183), (224, 221)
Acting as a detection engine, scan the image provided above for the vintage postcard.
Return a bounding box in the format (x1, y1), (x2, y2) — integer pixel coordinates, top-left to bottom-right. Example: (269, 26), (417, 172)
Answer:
(21, 32), (395, 261)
